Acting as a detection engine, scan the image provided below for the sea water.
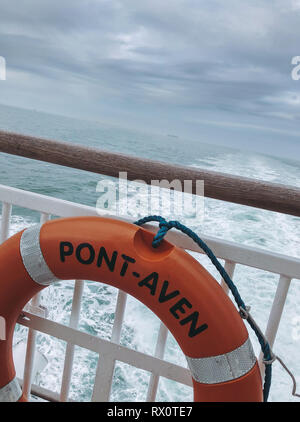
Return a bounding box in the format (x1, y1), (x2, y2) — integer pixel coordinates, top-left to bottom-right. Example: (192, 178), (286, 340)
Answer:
(0, 104), (299, 402)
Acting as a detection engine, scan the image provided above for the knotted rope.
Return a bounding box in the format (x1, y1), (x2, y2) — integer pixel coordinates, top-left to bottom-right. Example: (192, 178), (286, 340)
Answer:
(135, 215), (294, 402)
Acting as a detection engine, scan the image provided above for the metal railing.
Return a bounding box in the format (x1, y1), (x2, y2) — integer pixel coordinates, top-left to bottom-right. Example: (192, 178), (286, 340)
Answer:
(1, 130), (300, 217)
(1, 183), (300, 402)
(0, 130), (299, 401)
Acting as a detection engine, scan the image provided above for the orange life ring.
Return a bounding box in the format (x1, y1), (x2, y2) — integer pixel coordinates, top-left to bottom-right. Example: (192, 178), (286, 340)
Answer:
(0, 216), (263, 402)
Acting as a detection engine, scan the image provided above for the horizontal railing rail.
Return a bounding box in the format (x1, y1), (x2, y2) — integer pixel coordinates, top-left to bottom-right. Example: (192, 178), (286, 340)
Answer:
(1, 130), (300, 217)
(18, 311), (192, 386)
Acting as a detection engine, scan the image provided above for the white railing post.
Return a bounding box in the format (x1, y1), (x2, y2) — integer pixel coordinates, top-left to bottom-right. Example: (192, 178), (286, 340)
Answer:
(91, 290), (127, 401)
(111, 290), (127, 343)
(0, 202), (12, 243)
(22, 213), (50, 400)
(91, 353), (117, 402)
(258, 274), (292, 374)
(220, 260), (236, 294)
(146, 322), (169, 402)
(60, 280), (85, 401)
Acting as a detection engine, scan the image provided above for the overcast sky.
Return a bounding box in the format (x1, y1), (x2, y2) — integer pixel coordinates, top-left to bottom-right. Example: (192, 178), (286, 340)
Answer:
(0, 0), (300, 159)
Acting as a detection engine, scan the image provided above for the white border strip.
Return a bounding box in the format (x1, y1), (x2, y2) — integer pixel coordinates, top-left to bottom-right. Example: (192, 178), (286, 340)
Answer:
(0, 377), (22, 402)
(20, 224), (59, 286)
(186, 337), (256, 384)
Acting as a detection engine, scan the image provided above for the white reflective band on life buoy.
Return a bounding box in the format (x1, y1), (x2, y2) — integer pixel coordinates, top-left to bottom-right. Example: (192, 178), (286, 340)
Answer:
(186, 337), (256, 384)
(0, 377), (22, 402)
(20, 224), (59, 286)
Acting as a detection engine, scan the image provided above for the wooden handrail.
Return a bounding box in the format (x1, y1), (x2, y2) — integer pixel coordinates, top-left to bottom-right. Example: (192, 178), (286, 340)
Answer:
(0, 130), (299, 217)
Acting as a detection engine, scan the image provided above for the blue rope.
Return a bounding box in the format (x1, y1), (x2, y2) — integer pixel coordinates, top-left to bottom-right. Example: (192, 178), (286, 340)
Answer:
(135, 215), (273, 402)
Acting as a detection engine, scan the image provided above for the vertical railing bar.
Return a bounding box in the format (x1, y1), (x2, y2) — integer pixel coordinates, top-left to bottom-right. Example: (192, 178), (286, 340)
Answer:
(221, 260), (236, 294)
(60, 279), (85, 402)
(146, 322), (169, 402)
(0, 202), (12, 243)
(91, 289), (128, 402)
(111, 290), (127, 343)
(22, 292), (42, 399)
(91, 356), (117, 402)
(258, 274), (292, 375)
(22, 212), (50, 400)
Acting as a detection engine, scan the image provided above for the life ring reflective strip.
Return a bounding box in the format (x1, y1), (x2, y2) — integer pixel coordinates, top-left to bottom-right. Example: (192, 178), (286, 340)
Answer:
(0, 217), (263, 402)
(0, 377), (22, 402)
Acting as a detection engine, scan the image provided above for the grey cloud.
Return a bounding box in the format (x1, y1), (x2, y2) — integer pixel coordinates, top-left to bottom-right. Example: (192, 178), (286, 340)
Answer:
(0, 0), (300, 158)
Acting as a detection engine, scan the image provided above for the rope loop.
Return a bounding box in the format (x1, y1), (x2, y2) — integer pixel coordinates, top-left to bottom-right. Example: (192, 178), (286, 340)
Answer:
(263, 355), (277, 366)
(135, 215), (274, 402)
